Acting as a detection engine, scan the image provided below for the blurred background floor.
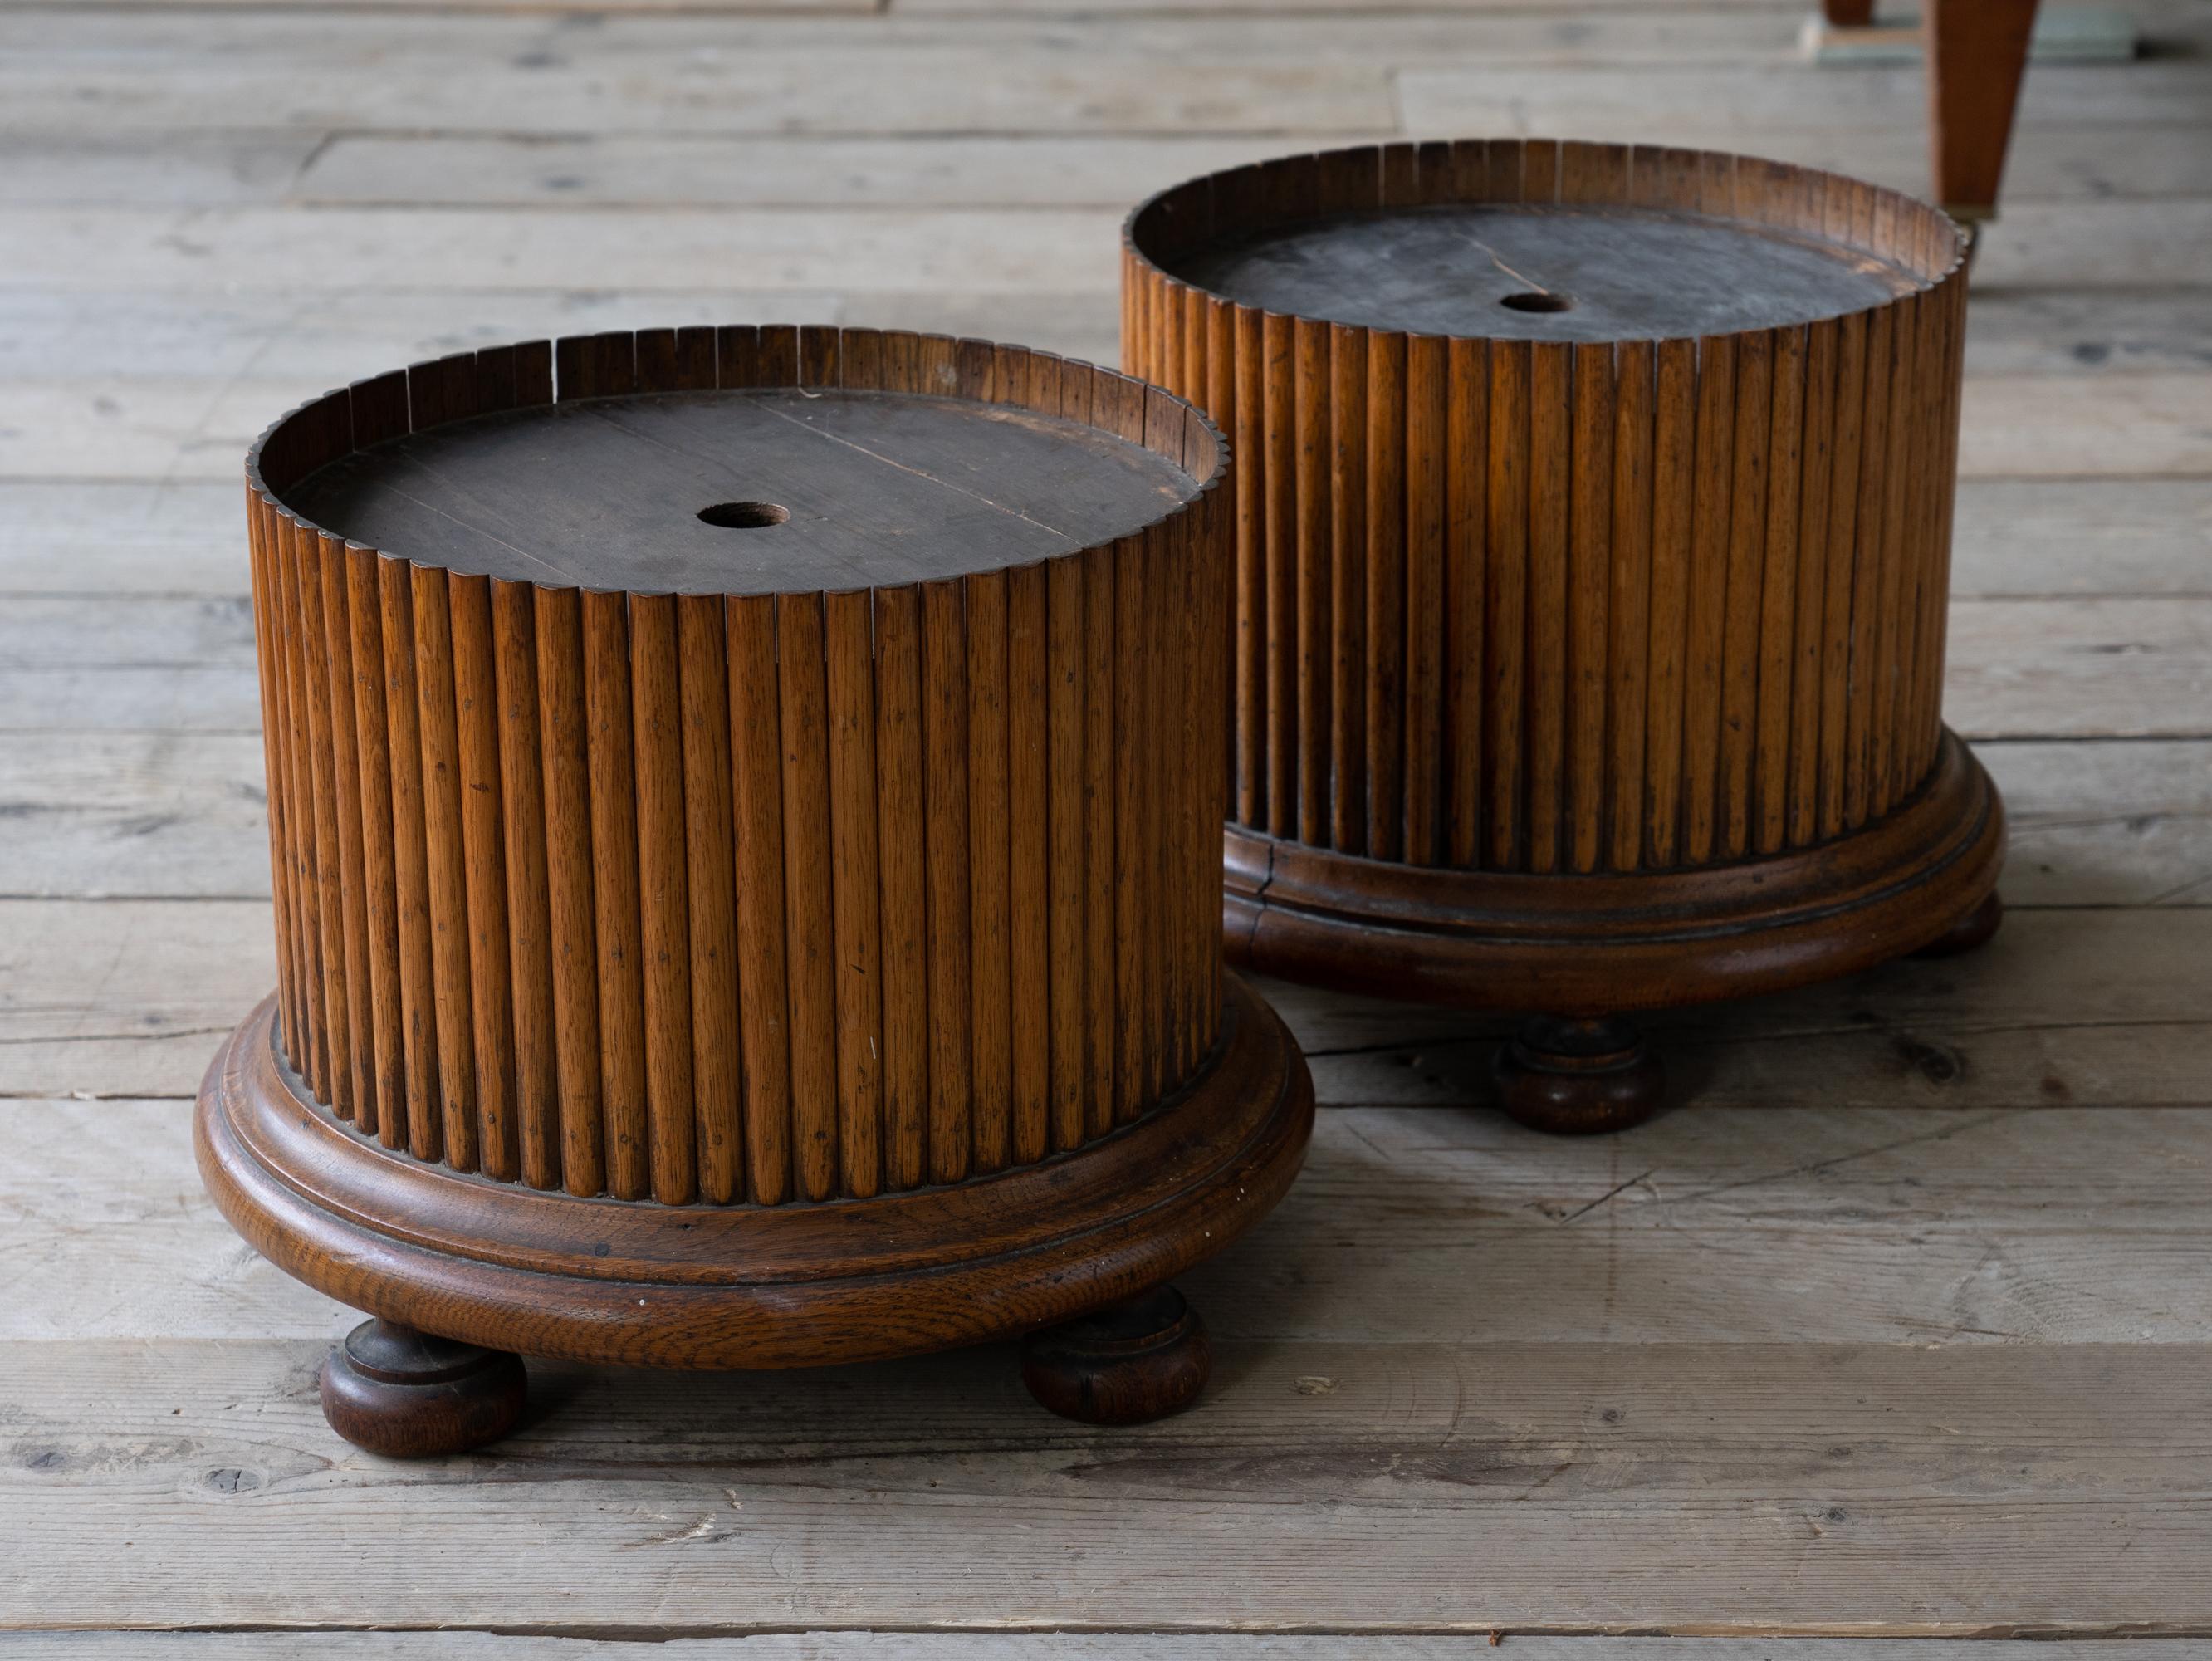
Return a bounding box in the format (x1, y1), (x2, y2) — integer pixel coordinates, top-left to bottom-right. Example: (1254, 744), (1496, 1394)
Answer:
(2, 0), (2211, 1651)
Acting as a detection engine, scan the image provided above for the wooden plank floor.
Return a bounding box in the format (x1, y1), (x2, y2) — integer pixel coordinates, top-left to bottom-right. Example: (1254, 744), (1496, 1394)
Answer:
(3, 0), (2210, 1650)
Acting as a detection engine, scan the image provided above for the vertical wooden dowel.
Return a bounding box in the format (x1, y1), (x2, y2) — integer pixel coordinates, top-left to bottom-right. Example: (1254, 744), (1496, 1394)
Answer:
(1263, 310), (1299, 838)
(1402, 334), (1447, 867)
(245, 506), (301, 1089)
(727, 593), (794, 1204)
(920, 578), (973, 1185)
(1363, 330), (1407, 862)
(822, 588), (883, 1199)
(1873, 296), (1923, 816)
(451, 573), (518, 1181)
(776, 592), (839, 1204)
(1754, 326), (1807, 856)
(1566, 341), (1613, 876)
(1525, 342), (1572, 875)
(291, 527), (352, 1114)
(1485, 340), (1529, 870)
(534, 585), (605, 1198)
(870, 586), (927, 1192)
(411, 563), (478, 1171)
(629, 592), (697, 1206)
(315, 537), (375, 1125)
(1681, 334), (1737, 866)
(1444, 336), (1487, 868)
(346, 546), (406, 1148)
(1231, 305), (1265, 826)
(1172, 512), (1205, 1082)
(1294, 314), (1334, 848)
(272, 526), (328, 1100)
(1843, 305), (1895, 830)
(1607, 341), (1654, 874)
(965, 570), (1013, 1173)
(675, 594), (742, 1204)
(1045, 555), (1088, 1154)
(378, 555), (441, 1162)
(1082, 541), (1119, 1139)
(1644, 338), (1697, 870)
(1328, 322), (1368, 854)
(582, 588), (648, 1199)
(1005, 561), (1053, 1166)
(492, 579), (560, 1190)
(1113, 535), (1150, 1123)
(1788, 323), (1838, 850)
(1718, 331), (1772, 865)
(1819, 311), (1869, 843)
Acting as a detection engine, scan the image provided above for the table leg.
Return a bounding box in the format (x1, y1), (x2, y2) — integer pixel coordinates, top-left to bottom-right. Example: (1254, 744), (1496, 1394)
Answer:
(320, 1317), (529, 1458)
(1022, 1286), (1211, 1424)
(1494, 1014), (1668, 1136)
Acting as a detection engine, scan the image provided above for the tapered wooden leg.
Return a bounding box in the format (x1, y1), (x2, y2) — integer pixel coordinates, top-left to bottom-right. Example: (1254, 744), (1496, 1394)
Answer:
(1911, 889), (2004, 959)
(1021, 1286), (1211, 1424)
(320, 1318), (527, 1458)
(1494, 1014), (1666, 1135)
(1928, 0), (2040, 222)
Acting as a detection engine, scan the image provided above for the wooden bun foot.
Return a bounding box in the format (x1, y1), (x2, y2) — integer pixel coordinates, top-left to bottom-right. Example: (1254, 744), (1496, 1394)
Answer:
(320, 1318), (527, 1458)
(1021, 1286), (1211, 1425)
(1494, 1016), (1666, 1136)
(1911, 889), (2004, 960)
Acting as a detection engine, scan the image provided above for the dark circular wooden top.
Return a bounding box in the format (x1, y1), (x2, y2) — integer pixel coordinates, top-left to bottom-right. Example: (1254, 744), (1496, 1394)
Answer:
(1165, 203), (1920, 342)
(283, 386), (1202, 596)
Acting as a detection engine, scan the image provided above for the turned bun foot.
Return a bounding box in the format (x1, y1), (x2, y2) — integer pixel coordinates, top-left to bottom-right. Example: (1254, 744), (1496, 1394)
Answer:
(1911, 889), (2004, 960)
(1495, 1015), (1667, 1136)
(320, 1318), (527, 1458)
(1022, 1286), (1211, 1425)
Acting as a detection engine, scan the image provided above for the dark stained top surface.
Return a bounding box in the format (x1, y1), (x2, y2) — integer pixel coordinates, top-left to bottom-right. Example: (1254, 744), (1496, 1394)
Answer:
(283, 387), (1201, 595)
(1163, 203), (1921, 341)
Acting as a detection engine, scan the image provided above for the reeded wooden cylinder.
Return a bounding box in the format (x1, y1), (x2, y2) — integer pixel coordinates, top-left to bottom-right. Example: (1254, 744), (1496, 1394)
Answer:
(198, 326), (1313, 1379)
(1123, 140), (2004, 1018)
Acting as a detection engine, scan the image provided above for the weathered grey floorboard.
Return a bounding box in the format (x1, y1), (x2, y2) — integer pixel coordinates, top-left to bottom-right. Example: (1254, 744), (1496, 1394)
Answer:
(2, 1328), (2210, 1631)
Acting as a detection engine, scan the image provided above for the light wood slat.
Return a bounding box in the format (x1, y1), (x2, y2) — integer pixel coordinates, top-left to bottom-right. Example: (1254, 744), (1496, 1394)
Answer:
(3, 1321), (2212, 1633)
(0, 67), (1392, 138)
(1397, 61), (2212, 135)
(266, 125), (2212, 211)
(7, 1641), (2210, 1661)
(0, 8), (1815, 71)
(14, 1090), (2212, 1345)
(16, 1643), (2212, 1661)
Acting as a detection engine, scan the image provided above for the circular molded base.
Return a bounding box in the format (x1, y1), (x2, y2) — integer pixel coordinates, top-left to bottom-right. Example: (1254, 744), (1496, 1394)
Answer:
(195, 975), (1312, 1374)
(1911, 889), (2004, 959)
(1226, 731), (2004, 1016)
(1494, 1016), (1666, 1136)
(1022, 1285), (1211, 1425)
(320, 1319), (526, 1458)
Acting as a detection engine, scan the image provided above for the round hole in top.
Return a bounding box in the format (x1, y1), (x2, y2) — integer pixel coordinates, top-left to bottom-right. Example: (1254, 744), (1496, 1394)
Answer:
(1499, 290), (1574, 315)
(697, 500), (790, 530)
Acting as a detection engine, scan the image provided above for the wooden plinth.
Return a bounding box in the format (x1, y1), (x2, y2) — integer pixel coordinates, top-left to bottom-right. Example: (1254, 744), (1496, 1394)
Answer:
(1123, 140), (2004, 1124)
(197, 325), (1314, 1443)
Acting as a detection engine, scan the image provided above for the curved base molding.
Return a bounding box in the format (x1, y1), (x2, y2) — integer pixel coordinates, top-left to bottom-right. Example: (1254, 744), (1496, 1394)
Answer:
(196, 974), (1313, 1375)
(1226, 730), (2004, 1017)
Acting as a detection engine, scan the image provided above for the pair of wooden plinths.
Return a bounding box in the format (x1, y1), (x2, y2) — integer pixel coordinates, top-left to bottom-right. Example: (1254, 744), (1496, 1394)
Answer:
(198, 140), (2003, 1455)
